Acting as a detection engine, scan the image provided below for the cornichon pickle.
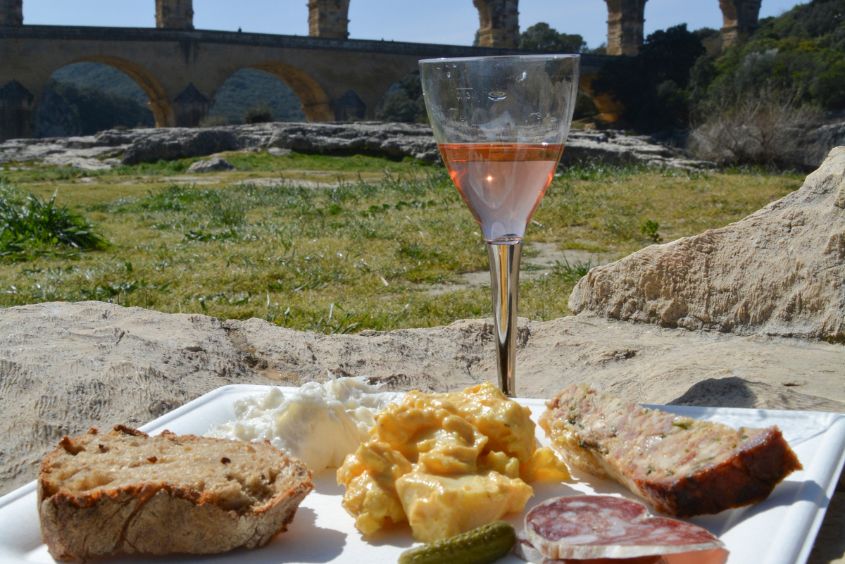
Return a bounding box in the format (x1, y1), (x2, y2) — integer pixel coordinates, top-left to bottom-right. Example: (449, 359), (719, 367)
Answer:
(398, 521), (516, 564)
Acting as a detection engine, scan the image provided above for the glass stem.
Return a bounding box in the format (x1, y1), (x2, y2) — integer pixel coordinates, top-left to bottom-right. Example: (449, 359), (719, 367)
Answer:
(487, 240), (522, 397)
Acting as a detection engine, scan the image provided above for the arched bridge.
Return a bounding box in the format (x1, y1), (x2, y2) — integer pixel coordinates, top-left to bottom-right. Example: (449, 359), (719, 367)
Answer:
(0, 0), (766, 141)
(0, 25), (609, 141)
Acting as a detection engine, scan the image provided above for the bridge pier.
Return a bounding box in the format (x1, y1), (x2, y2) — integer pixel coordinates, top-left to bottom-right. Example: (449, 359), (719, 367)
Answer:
(0, 0), (22, 26)
(156, 0), (194, 30)
(473, 0), (519, 48)
(308, 0), (350, 39)
(719, 0), (761, 49)
(332, 90), (366, 121)
(605, 0), (646, 56)
(0, 80), (34, 141)
(172, 83), (209, 127)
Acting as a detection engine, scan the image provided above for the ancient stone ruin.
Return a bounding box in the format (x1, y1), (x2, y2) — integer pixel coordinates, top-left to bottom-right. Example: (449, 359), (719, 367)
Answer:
(308, 0), (350, 40)
(155, 0), (193, 30)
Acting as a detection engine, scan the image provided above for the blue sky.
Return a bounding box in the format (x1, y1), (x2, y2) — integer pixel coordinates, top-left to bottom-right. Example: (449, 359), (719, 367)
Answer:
(23, 0), (807, 49)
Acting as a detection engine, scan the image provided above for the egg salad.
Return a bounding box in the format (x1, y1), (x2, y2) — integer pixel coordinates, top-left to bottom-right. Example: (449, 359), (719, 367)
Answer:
(336, 381), (569, 542)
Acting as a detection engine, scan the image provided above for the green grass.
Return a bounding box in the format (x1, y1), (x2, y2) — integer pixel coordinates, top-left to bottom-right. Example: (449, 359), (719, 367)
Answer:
(0, 183), (109, 261)
(0, 152), (802, 333)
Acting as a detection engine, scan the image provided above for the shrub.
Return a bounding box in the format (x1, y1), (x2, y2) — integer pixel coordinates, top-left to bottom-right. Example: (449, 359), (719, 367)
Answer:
(687, 1), (843, 167)
(690, 1), (845, 115)
(688, 85), (823, 167)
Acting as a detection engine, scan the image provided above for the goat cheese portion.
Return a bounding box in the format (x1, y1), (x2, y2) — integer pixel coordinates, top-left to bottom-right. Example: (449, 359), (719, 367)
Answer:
(208, 378), (399, 472)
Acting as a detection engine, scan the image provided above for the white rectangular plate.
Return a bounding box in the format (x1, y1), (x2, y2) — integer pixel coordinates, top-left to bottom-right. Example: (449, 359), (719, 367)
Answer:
(1, 384), (843, 564)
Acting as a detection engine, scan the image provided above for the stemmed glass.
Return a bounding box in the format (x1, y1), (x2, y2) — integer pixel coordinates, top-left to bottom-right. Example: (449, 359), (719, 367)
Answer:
(419, 55), (580, 397)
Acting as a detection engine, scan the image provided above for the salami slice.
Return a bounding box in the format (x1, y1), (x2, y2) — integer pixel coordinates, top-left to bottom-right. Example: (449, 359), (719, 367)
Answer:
(522, 495), (728, 562)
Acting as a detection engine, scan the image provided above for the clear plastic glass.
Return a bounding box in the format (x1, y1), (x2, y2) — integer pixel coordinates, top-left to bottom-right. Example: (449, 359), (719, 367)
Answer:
(420, 54), (580, 396)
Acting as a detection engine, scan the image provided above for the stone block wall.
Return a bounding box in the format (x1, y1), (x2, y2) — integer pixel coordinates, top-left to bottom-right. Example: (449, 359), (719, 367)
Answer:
(0, 0), (22, 26)
(155, 0), (193, 30)
(308, 0), (350, 39)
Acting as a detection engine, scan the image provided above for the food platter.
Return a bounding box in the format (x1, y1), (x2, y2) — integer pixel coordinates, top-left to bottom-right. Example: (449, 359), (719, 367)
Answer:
(1, 384), (843, 564)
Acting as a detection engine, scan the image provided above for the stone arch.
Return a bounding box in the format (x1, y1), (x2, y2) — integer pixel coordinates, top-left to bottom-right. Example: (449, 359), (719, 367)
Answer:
(207, 67), (306, 124)
(244, 62), (333, 122)
(43, 56), (172, 127)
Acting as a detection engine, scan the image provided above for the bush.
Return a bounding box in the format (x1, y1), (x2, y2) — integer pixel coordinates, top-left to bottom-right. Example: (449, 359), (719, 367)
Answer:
(0, 184), (109, 260)
(690, 1), (845, 115)
(687, 1), (844, 167)
(688, 85), (823, 167)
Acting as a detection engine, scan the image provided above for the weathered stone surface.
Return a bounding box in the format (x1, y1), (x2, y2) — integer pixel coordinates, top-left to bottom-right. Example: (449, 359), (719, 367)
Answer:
(605, 0), (647, 56)
(719, 0), (762, 49)
(155, 0), (193, 30)
(473, 0), (519, 48)
(121, 128), (240, 164)
(802, 118), (845, 171)
(0, 0), (23, 27)
(308, 0), (350, 39)
(0, 301), (842, 562)
(264, 122), (441, 162)
(570, 147), (845, 341)
(187, 156), (235, 172)
(0, 122), (711, 170)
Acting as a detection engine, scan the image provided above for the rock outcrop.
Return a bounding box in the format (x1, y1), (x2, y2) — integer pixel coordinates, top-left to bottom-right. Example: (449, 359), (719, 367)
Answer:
(0, 122), (711, 171)
(187, 156), (235, 172)
(569, 147), (845, 341)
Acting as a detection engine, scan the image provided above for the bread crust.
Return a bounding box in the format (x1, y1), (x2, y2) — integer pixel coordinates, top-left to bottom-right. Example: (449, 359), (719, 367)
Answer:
(38, 426), (313, 561)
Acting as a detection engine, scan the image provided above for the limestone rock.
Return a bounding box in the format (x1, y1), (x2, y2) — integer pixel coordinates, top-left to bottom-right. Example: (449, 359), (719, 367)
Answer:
(569, 147), (845, 341)
(264, 122), (440, 162)
(802, 118), (845, 171)
(187, 156), (235, 172)
(121, 128), (240, 164)
(0, 122), (711, 170)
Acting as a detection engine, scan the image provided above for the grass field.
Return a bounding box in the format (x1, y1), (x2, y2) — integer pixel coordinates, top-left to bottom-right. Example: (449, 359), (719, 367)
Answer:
(0, 151), (802, 333)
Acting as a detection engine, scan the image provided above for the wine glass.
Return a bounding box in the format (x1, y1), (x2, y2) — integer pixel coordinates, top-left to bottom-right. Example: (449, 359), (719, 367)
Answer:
(419, 54), (580, 397)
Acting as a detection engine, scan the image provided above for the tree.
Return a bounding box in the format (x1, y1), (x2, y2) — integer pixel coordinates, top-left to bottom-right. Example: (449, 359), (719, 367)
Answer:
(519, 23), (586, 53)
(375, 71), (426, 123)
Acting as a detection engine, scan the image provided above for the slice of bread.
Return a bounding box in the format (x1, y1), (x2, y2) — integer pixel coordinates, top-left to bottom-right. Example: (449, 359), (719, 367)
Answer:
(38, 425), (313, 561)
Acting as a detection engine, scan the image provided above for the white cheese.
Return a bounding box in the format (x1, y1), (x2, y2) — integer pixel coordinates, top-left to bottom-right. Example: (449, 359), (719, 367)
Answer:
(208, 378), (399, 472)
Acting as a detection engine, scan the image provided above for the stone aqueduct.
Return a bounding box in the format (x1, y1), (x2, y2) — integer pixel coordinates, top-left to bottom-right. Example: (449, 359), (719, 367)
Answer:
(0, 0), (764, 141)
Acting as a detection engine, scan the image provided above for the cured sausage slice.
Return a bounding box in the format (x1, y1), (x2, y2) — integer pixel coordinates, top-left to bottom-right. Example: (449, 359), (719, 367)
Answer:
(522, 495), (728, 562)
